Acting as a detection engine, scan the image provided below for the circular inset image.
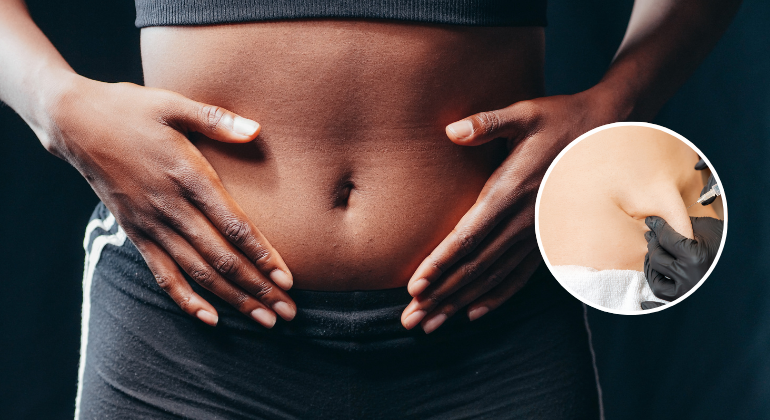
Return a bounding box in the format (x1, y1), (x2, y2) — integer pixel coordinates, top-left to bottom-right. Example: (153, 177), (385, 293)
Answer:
(535, 122), (727, 314)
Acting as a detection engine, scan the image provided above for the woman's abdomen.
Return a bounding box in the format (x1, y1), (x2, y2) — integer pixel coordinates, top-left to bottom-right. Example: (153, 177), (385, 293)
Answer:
(141, 20), (544, 290)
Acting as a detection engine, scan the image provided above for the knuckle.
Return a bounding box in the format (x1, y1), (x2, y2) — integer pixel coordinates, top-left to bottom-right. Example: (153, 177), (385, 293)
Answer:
(440, 302), (458, 316)
(212, 253), (239, 276)
(484, 272), (504, 287)
(472, 111), (502, 135)
(512, 101), (541, 128)
(198, 105), (227, 132)
(250, 279), (274, 299)
(456, 230), (479, 255)
(428, 254), (448, 275)
(168, 164), (200, 190)
(223, 219), (252, 245)
(253, 246), (272, 264)
(154, 274), (173, 291)
(461, 261), (484, 281)
(425, 291), (444, 307)
(146, 193), (176, 220)
(231, 291), (250, 310)
(177, 295), (192, 312)
(190, 264), (215, 288)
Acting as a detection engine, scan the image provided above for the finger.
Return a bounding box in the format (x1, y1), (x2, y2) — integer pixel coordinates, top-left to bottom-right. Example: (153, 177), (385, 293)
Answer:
(154, 230), (290, 327)
(694, 159), (708, 170)
(645, 216), (692, 259)
(691, 216), (725, 251)
(644, 230), (655, 243)
(155, 204), (296, 320)
(407, 210), (532, 297)
(174, 175), (293, 291)
(406, 200), (503, 297)
(165, 96), (261, 143)
(134, 238), (220, 326)
(403, 216), (532, 324)
(640, 301), (666, 310)
(407, 182), (534, 297)
(644, 243), (676, 301)
(445, 101), (537, 146)
(418, 242), (536, 333)
(646, 237), (680, 282)
(466, 249), (543, 316)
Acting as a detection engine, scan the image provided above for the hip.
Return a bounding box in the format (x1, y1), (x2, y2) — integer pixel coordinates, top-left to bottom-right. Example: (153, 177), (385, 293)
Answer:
(77, 203), (600, 418)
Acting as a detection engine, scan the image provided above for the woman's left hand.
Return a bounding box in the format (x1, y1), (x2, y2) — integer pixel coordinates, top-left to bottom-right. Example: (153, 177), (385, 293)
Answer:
(400, 88), (624, 333)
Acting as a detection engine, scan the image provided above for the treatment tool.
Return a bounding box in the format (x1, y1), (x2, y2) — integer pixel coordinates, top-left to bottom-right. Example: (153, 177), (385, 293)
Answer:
(687, 183), (721, 209)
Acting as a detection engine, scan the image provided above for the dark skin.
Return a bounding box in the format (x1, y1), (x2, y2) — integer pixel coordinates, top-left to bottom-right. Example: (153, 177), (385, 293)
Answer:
(0, 0), (741, 332)
(402, 0), (742, 332)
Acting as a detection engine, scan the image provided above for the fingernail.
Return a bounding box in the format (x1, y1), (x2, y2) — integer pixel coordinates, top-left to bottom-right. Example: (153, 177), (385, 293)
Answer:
(408, 278), (430, 296)
(403, 310), (426, 330)
(422, 314), (447, 334)
(196, 309), (218, 326)
(446, 121), (473, 140)
(270, 269), (293, 290)
(273, 301), (296, 321)
(468, 306), (489, 321)
(251, 308), (276, 328)
(232, 116), (260, 136)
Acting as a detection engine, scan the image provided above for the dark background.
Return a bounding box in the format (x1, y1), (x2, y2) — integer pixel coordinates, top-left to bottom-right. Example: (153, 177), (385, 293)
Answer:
(1, 0), (768, 418)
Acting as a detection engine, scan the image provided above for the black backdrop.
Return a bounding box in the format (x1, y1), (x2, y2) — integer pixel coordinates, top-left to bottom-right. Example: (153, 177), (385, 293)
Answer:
(1, 0), (768, 418)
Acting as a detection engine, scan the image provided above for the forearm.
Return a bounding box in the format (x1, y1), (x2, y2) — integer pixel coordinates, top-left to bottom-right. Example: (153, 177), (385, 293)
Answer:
(0, 0), (79, 145)
(594, 0), (742, 121)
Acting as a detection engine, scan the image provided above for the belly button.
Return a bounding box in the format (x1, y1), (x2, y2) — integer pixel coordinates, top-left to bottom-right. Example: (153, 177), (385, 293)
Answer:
(333, 180), (355, 209)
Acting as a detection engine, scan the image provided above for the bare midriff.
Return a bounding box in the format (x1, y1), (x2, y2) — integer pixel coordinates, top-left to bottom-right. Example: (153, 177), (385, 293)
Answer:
(141, 20), (544, 290)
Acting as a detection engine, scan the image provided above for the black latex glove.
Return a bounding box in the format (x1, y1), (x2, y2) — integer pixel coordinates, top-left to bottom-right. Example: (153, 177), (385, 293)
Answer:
(695, 159), (718, 205)
(640, 301), (666, 310)
(644, 216), (724, 301)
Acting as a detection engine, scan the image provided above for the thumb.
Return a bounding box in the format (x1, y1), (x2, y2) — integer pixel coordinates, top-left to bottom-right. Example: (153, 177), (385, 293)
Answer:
(645, 216), (691, 259)
(691, 216), (724, 253)
(170, 99), (261, 143)
(445, 102), (533, 146)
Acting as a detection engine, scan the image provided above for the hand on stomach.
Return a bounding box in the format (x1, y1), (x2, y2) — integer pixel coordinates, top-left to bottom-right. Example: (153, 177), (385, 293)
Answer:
(141, 20), (544, 290)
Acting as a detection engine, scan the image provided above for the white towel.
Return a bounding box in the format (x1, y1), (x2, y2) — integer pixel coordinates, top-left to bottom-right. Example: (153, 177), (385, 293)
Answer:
(551, 265), (668, 312)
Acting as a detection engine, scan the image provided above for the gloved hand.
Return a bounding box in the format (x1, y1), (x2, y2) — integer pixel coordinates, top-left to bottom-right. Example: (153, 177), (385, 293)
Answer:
(695, 159), (718, 205)
(643, 215), (724, 301)
(640, 301), (666, 310)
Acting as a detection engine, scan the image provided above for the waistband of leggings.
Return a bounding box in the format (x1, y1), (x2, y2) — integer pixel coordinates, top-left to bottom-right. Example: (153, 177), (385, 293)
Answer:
(88, 202), (575, 346)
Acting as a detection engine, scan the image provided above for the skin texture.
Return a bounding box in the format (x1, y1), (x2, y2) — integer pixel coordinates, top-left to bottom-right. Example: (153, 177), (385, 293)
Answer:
(0, 0), (741, 330)
(539, 126), (720, 271)
(140, 21), (544, 291)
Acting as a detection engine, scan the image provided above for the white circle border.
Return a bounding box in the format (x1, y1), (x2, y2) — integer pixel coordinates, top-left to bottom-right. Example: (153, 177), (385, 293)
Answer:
(534, 122), (728, 315)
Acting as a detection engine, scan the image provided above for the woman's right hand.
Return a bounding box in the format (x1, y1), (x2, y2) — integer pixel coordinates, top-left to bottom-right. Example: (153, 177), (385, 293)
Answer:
(42, 74), (296, 328)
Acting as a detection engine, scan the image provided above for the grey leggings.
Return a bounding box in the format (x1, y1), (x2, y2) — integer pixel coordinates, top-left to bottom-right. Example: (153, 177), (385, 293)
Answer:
(76, 202), (602, 419)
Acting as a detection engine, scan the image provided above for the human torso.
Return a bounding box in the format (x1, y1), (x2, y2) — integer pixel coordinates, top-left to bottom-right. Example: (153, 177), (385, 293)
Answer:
(539, 126), (720, 272)
(141, 20), (544, 290)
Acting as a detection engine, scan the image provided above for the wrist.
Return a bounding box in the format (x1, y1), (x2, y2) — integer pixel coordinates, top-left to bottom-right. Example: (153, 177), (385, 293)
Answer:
(31, 70), (90, 153)
(582, 81), (641, 123)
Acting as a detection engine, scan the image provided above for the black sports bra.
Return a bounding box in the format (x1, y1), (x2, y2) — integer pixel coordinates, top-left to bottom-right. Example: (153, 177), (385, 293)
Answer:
(135, 0), (547, 28)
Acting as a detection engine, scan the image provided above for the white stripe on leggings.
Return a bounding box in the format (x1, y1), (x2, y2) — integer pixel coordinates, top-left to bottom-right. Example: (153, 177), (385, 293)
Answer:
(74, 212), (127, 420)
(583, 303), (605, 420)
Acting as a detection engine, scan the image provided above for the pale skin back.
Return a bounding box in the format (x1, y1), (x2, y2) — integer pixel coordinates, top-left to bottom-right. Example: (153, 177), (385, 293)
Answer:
(539, 126), (720, 272)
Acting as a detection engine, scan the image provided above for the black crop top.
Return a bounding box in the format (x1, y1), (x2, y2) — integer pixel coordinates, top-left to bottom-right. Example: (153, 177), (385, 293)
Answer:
(134, 0), (547, 28)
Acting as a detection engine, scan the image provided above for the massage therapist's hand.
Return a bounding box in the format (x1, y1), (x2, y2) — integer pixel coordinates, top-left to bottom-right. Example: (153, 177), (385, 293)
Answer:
(43, 75), (296, 328)
(401, 90), (620, 333)
(644, 216), (724, 301)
